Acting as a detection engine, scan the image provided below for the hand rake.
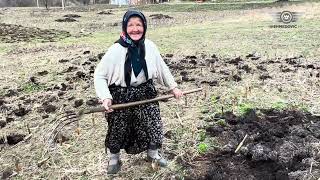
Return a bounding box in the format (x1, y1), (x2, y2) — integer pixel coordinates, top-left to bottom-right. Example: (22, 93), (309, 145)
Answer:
(46, 88), (203, 149)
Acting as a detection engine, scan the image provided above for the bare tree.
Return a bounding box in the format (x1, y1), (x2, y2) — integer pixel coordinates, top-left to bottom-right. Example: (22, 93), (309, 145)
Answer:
(82, 0), (90, 5)
(41, 0), (49, 9)
(36, 0), (39, 8)
(61, 0), (65, 9)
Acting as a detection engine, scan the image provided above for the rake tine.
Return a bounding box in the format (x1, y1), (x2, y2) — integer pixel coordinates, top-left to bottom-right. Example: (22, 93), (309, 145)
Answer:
(50, 112), (77, 129)
(43, 112), (78, 156)
(54, 112), (77, 123)
(47, 113), (78, 142)
(49, 113), (79, 132)
(55, 113), (78, 124)
(47, 117), (79, 146)
(49, 115), (78, 138)
(51, 110), (76, 122)
(47, 112), (77, 133)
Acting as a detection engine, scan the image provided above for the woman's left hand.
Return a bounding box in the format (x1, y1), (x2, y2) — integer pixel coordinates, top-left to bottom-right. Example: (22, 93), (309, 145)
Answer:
(171, 88), (183, 99)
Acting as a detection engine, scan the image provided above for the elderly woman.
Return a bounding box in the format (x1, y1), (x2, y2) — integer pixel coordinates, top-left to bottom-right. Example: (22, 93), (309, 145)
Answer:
(94, 10), (183, 174)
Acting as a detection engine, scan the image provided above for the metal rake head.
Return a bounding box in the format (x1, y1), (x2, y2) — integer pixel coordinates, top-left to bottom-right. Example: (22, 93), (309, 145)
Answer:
(46, 110), (80, 147)
(55, 110), (79, 122)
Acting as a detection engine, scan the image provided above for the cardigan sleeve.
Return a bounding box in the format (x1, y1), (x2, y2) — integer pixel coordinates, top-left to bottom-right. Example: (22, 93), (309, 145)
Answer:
(93, 49), (113, 101)
(153, 43), (178, 90)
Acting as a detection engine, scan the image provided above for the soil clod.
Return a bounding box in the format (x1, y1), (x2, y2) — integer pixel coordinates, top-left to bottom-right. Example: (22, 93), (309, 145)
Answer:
(43, 104), (57, 113)
(259, 73), (272, 80)
(0, 120), (6, 128)
(149, 14), (173, 19)
(86, 98), (99, 106)
(13, 105), (29, 116)
(55, 17), (77, 22)
(74, 99), (84, 108)
(5, 89), (18, 97)
(7, 133), (26, 145)
(37, 70), (49, 76)
(63, 14), (81, 18)
(97, 10), (113, 15)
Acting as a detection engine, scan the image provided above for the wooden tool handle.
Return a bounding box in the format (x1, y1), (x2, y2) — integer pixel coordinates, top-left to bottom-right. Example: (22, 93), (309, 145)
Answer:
(81, 88), (203, 114)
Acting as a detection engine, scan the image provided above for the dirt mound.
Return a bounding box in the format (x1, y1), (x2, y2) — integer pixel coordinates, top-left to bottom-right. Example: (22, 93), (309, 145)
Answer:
(164, 54), (320, 90)
(55, 17), (77, 22)
(63, 14), (81, 18)
(0, 51), (105, 131)
(0, 23), (71, 43)
(149, 14), (173, 19)
(97, 10), (113, 15)
(0, 133), (26, 145)
(187, 109), (320, 179)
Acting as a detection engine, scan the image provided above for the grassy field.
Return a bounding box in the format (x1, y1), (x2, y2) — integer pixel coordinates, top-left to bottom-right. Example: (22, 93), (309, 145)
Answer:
(138, 1), (304, 12)
(1, 1), (320, 179)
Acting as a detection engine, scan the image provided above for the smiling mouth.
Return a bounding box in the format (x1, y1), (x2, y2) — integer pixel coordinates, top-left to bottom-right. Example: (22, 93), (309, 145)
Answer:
(129, 33), (143, 40)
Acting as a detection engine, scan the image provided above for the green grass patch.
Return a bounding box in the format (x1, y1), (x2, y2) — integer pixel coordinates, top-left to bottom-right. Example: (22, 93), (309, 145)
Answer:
(293, 103), (309, 112)
(197, 137), (219, 154)
(148, 17), (320, 57)
(137, 1), (303, 12)
(203, 113), (215, 122)
(21, 82), (46, 93)
(198, 130), (207, 141)
(270, 99), (310, 112)
(216, 119), (227, 127)
(0, 44), (10, 55)
(197, 142), (209, 154)
(59, 31), (119, 47)
(52, 10), (320, 58)
(210, 95), (220, 104)
(271, 101), (288, 110)
(238, 103), (254, 115)
(200, 106), (210, 114)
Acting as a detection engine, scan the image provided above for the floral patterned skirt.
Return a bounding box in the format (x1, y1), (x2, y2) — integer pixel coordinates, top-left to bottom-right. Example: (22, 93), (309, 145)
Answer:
(105, 80), (163, 154)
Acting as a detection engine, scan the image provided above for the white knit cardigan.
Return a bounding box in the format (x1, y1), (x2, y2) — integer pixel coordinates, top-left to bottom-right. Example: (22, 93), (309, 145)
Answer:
(94, 39), (177, 101)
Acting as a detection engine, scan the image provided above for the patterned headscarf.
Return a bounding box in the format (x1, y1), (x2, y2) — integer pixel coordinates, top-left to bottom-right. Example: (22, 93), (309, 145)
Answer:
(115, 10), (148, 87)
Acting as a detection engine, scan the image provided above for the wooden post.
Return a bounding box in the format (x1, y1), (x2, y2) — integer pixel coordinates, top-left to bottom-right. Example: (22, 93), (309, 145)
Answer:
(61, 0), (65, 10)
(44, 0), (49, 10)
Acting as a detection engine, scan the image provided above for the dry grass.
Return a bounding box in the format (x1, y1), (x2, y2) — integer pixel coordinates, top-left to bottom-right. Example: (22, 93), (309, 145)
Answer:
(1, 1), (320, 179)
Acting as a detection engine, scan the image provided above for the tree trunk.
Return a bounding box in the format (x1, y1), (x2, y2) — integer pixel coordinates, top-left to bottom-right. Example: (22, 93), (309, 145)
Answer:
(42, 0), (49, 9)
(61, 0), (64, 9)
(36, 0), (39, 8)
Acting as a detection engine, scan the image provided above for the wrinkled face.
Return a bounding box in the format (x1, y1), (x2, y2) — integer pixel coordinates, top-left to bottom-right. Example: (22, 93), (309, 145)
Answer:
(126, 17), (144, 41)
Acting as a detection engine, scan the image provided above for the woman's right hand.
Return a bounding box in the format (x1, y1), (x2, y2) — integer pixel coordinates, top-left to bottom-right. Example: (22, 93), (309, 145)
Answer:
(102, 99), (114, 113)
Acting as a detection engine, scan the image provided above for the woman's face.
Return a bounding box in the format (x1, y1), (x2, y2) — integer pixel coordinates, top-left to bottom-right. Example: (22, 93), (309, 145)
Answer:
(127, 17), (144, 41)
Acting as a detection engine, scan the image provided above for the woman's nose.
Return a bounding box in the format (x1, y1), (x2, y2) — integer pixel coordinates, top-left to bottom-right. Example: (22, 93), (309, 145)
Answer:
(133, 25), (141, 31)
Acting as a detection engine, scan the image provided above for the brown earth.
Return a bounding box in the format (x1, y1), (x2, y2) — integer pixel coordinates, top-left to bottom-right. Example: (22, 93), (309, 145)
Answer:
(1, 3), (320, 179)
(185, 109), (320, 180)
(0, 23), (70, 43)
(1, 51), (320, 179)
